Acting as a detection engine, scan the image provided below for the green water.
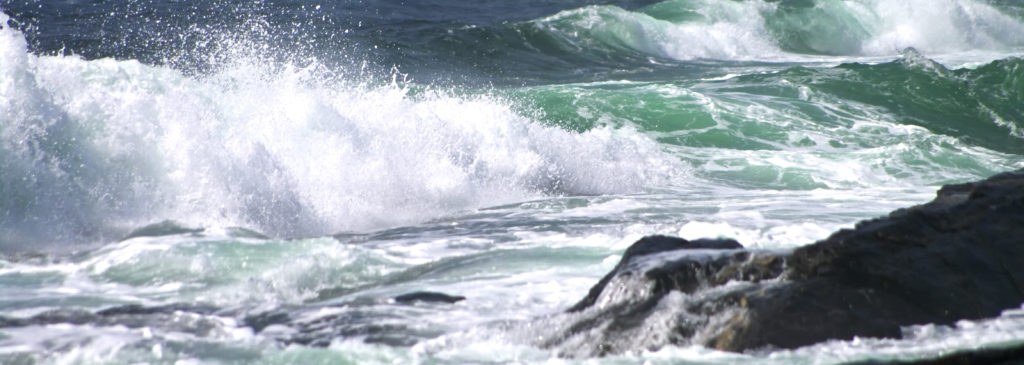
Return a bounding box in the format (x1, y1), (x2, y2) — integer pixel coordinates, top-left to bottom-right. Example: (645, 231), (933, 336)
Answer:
(3, 0), (1024, 363)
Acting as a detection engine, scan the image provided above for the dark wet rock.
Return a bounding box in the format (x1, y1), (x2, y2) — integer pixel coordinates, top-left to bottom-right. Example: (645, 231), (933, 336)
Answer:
(715, 168), (1024, 351)
(18, 308), (98, 326)
(121, 220), (204, 241)
(553, 168), (1024, 355)
(567, 235), (745, 313)
(244, 293), (464, 347)
(0, 308), (108, 328)
(95, 303), (221, 317)
(244, 310), (292, 333)
(543, 238), (783, 356)
(1, 298), (451, 348)
(269, 306), (444, 347)
(0, 316), (28, 327)
(0, 303), (231, 339)
(394, 291), (466, 304)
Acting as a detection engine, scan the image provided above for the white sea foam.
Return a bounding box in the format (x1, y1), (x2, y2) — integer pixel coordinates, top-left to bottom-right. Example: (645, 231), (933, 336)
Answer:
(0, 14), (683, 249)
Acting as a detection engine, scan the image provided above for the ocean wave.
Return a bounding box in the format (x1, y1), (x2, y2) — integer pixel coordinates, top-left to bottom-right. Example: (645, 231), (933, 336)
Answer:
(513, 52), (1024, 190)
(0, 15), (683, 249)
(531, 0), (782, 61)
(527, 0), (1024, 61)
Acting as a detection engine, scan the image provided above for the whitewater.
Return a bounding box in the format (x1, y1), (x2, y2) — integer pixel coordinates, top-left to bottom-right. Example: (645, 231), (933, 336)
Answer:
(2, 0), (1024, 363)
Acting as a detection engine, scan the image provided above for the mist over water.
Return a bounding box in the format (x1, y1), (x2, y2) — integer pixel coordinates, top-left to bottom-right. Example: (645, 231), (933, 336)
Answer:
(2, 0), (1024, 363)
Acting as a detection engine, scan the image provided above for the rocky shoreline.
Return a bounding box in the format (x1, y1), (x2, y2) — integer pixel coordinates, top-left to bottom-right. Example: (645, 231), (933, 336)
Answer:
(2, 169), (1022, 362)
(546, 168), (1024, 357)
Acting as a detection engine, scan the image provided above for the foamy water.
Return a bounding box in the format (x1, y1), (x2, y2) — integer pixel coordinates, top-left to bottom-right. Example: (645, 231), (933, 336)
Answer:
(1, 11), (685, 249)
(3, 0), (1024, 363)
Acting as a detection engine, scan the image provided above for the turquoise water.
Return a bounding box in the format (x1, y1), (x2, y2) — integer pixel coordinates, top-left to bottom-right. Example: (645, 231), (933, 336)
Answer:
(2, 0), (1024, 363)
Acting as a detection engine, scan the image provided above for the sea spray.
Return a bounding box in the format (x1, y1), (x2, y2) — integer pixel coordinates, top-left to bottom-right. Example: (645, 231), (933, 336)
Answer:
(3, 0), (1024, 363)
(0, 13), (683, 250)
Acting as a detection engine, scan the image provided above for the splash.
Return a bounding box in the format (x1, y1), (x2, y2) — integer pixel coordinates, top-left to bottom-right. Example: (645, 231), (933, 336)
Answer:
(0, 14), (683, 250)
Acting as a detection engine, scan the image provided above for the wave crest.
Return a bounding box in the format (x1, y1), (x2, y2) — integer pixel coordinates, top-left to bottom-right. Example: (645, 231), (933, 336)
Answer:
(528, 0), (1024, 61)
(0, 16), (682, 249)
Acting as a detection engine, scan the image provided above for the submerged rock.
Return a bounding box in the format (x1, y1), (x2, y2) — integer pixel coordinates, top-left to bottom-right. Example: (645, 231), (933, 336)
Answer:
(0, 303), (230, 338)
(121, 220), (204, 241)
(242, 292), (466, 347)
(553, 168), (1024, 355)
(394, 291), (466, 304)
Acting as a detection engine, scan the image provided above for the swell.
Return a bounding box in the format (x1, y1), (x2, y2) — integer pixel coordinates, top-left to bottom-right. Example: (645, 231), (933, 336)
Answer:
(340, 0), (1024, 85)
(0, 0), (664, 84)
(369, 0), (1024, 79)
(6, 0), (1023, 86)
(765, 0), (1024, 56)
(512, 52), (1024, 190)
(521, 52), (1024, 153)
(721, 52), (1024, 155)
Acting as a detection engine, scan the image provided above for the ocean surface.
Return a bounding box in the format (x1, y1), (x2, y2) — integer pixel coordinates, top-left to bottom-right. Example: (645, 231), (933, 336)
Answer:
(2, 0), (1024, 363)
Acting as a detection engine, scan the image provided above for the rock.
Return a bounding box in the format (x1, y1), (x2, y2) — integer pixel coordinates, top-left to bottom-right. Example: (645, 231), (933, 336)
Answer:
(544, 237), (782, 356)
(552, 168), (1024, 355)
(394, 291), (466, 304)
(244, 311), (292, 333)
(96, 303), (220, 317)
(721, 168), (1024, 351)
(121, 220), (204, 241)
(0, 303), (228, 338)
(566, 235), (745, 313)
